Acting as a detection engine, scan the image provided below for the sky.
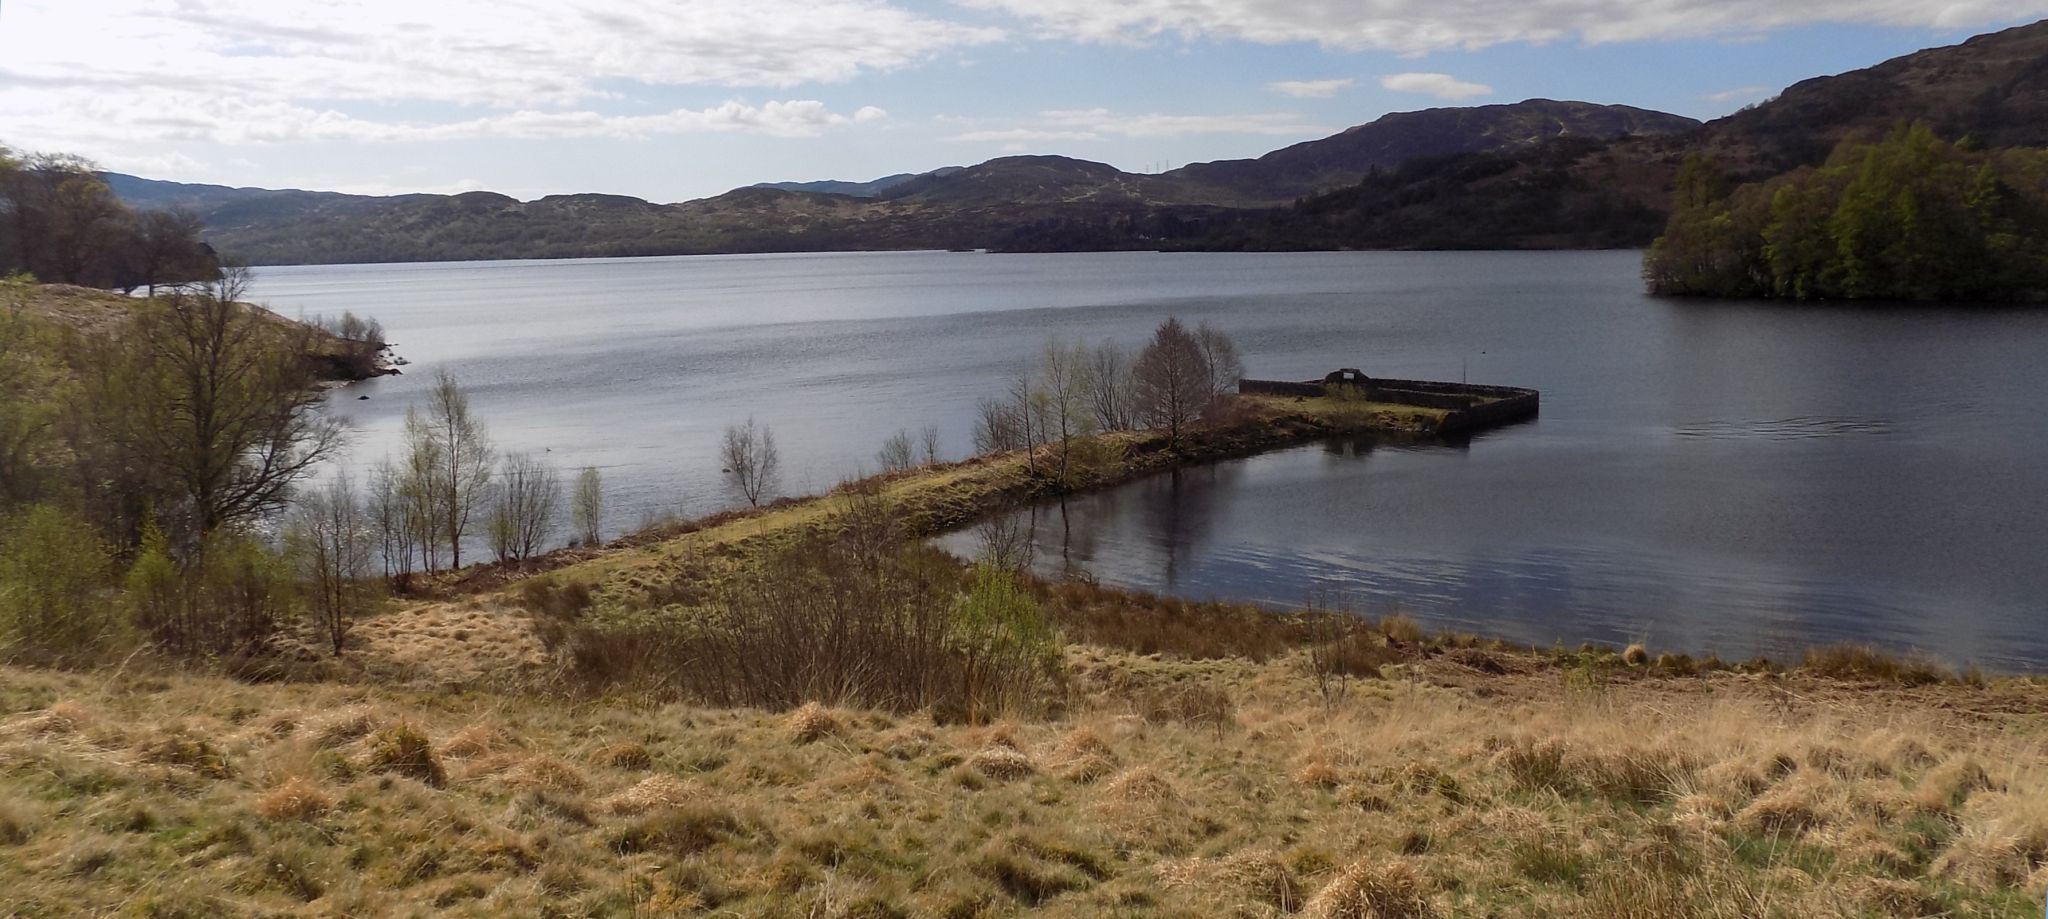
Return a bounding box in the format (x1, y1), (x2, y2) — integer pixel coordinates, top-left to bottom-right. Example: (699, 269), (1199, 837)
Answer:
(1, 2), (2044, 203)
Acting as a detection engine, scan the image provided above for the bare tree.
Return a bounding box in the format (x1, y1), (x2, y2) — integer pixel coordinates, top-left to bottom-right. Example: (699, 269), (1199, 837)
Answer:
(877, 429), (916, 473)
(86, 266), (343, 545)
(1036, 337), (1094, 483)
(398, 415), (446, 571)
(414, 370), (494, 568)
(573, 466), (604, 546)
(1132, 317), (1212, 447)
(920, 424), (942, 467)
(487, 452), (561, 563)
(367, 459), (418, 585)
(1008, 365), (1048, 475)
(287, 473), (375, 656)
(1085, 340), (1137, 432)
(1194, 322), (1245, 399)
(721, 417), (780, 508)
(973, 395), (1025, 455)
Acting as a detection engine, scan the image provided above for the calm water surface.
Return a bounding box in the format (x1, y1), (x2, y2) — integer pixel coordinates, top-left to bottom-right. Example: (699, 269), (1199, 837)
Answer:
(252, 251), (2048, 670)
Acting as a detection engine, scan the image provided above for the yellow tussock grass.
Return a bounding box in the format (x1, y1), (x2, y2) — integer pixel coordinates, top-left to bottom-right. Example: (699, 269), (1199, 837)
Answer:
(1303, 858), (1432, 919)
(969, 744), (1036, 780)
(786, 703), (840, 745)
(601, 774), (699, 816)
(255, 776), (333, 822)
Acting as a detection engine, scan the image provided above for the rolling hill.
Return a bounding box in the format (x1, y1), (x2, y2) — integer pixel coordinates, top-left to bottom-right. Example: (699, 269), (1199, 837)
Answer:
(101, 100), (1697, 265)
(98, 19), (2048, 262)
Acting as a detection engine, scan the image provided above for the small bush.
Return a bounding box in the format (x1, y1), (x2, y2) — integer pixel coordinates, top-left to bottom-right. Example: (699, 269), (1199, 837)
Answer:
(363, 722), (444, 786)
(0, 504), (119, 662)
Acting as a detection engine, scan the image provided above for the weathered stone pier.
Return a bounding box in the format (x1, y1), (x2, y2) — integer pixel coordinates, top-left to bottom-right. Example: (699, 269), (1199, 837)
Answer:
(1239, 368), (1540, 436)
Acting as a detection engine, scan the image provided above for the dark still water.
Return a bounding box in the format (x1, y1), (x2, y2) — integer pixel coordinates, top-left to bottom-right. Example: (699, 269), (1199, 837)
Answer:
(251, 250), (2048, 671)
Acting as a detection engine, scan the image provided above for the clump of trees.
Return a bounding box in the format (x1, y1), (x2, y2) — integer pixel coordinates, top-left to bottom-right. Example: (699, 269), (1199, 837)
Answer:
(1645, 123), (2048, 302)
(0, 146), (215, 290)
(973, 318), (1243, 475)
(2, 269), (343, 660)
(1, 264), (600, 664)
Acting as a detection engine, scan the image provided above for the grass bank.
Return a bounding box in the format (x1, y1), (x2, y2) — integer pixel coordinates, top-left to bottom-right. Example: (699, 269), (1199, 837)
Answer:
(2, 641), (2043, 917)
(498, 394), (1445, 606)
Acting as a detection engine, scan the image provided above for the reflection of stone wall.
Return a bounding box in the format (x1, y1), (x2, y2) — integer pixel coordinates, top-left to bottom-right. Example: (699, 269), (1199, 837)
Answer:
(1238, 372), (1540, 436)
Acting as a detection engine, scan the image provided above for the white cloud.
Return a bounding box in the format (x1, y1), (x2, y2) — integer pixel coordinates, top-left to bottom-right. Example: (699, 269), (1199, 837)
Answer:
(0, 91), (891, 150)
(1703, 84), (1773, 103)
(946, 128), (1105, 143)
(1379, 72), (1494, 101)
(945, 108), (1328, 143)
(1267, 78), (1354, 98)
(959, 0), (2048, 53)
(0, 0), (979, 154)
(1044, 109), (1328, 138)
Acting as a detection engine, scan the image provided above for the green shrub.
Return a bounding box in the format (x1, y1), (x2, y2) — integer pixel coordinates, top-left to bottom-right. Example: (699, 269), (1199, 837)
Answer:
(0, 504), (119, 661)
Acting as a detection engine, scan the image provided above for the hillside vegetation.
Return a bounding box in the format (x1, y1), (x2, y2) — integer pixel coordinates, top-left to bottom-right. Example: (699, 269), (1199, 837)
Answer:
(100, 101), (1697, 265)
(1645, 124), (2048, 301)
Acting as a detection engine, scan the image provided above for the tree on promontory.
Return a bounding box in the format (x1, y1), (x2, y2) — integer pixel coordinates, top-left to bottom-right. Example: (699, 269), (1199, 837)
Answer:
(1132, 317), (1214, 447)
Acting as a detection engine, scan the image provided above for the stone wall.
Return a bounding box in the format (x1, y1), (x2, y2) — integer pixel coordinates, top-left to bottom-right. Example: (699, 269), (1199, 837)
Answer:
(1237, 371), (1540, 436)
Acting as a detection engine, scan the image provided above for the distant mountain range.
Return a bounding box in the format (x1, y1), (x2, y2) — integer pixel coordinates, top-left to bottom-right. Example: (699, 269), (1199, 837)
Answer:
(749, 168), (964, 197)
(102, 19), (2048, 263)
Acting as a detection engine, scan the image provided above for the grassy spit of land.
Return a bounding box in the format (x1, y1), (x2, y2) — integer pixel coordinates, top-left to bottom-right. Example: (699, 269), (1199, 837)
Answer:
(5, 390), (2048, 917)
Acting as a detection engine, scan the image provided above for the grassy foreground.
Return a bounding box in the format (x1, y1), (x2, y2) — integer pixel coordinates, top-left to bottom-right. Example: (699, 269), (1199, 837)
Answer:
(3, 642), (2045, 917)
(6, 393), (2047, 916)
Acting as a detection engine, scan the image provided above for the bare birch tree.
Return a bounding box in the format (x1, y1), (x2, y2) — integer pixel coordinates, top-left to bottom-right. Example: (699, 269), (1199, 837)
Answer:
(414, 370), (494, 567)
(877, 429), (916, 473)
(1036, 337), (1094, 483)
(722, 417), (779, 507)
(1085, 340), (1137, 432)
(367, 459), (417, 584)
(1195, 321), (1245, 399)
(488, 452), (561, 563)
(287, 473), (375, 656)
(973, 395), (1025, 455)
(1132, 317), (1211, 448)
(573, 466), (604, 546)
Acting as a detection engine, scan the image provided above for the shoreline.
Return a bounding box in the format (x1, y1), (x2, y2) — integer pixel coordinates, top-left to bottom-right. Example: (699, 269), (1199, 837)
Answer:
(405, 391), (2037, 686)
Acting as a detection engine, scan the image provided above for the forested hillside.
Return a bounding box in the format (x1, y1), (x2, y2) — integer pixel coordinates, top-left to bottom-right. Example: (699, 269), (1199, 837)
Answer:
(1644, 124), (2048, 301)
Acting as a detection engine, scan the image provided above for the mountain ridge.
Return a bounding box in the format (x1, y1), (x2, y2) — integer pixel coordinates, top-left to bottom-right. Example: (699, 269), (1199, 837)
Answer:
(96, 20), (2048, 262)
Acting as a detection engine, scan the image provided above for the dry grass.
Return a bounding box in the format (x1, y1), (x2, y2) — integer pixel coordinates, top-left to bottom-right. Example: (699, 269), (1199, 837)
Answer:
(0, 655), (2041, 917)
(785, 702), (840, 745)
(1304, 859), (1433, 919)
(255, 777), (334, 822)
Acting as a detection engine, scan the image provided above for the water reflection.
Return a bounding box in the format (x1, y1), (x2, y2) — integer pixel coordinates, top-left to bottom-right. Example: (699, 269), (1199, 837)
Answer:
(936, 435), (2046, 672)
